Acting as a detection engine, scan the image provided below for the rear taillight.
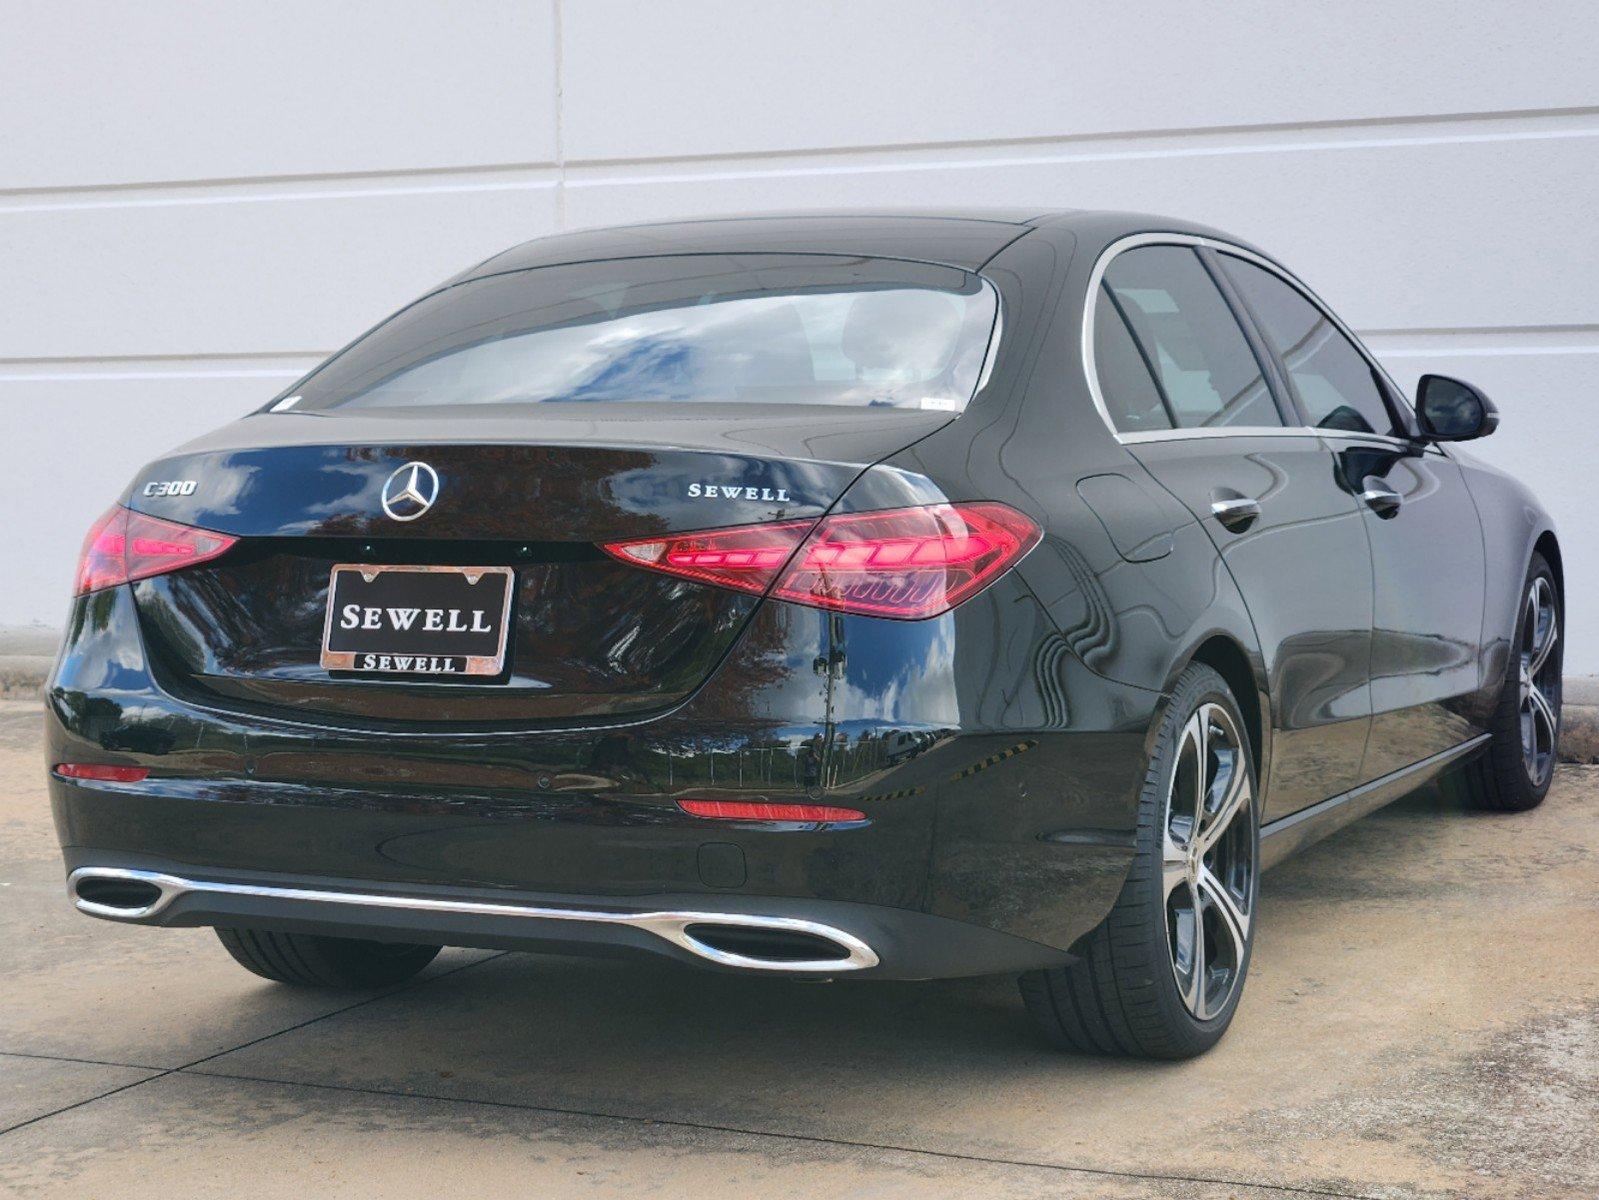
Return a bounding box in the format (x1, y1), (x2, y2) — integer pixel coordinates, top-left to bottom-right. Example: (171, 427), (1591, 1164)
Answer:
(602, 502), (1041, 619)
(75, 505), (237, 595)
(603, 517), (815, 596)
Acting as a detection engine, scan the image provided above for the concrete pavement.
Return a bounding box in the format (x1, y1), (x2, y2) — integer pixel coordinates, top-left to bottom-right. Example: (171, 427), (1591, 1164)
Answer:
(1, 697), (1595, 1198)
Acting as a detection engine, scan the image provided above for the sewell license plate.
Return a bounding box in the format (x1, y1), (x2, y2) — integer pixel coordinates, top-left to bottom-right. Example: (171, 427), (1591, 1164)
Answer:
(320, 564), (515, 677)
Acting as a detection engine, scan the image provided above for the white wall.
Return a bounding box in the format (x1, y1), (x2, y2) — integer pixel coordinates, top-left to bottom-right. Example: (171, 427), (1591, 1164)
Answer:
(4, 1), (1597, 670)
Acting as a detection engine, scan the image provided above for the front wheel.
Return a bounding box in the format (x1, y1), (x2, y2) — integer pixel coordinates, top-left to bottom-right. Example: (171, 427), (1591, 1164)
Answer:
(1450, 552), (1562, 812)
(1020, 663), (1259, 1059)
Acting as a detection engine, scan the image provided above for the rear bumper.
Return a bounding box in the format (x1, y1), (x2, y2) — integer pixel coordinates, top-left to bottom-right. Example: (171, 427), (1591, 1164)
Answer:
(61, 853), (1069, 980)
(48, 581), (1157, 975)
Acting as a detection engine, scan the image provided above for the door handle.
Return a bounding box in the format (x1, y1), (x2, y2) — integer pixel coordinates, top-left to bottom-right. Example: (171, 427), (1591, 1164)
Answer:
(1209, 495), (1261, 530)
(1359, 479), (1402, 517)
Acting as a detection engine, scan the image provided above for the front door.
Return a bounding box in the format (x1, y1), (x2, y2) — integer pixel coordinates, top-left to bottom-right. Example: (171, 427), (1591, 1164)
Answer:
(1213, 251), (1488, 779)
(1333, 437), (1487, 775)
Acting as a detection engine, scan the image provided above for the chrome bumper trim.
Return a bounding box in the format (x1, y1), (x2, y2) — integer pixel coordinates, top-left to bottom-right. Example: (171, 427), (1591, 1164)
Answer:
(66, 866), (879, 973)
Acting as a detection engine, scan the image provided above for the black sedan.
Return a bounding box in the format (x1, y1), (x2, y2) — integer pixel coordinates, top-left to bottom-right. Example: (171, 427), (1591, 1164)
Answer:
(49, 210), (1563, 1058)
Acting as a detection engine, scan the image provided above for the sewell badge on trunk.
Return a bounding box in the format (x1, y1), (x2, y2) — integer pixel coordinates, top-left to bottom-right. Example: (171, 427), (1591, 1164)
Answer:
(320, 564), (515, 677)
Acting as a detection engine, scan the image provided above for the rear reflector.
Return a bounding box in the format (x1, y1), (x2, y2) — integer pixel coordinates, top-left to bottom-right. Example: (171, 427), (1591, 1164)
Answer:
(54, 763), (150, 783)
(678, 799), (866, 823)
(602, 502), (1040, 619)
(75, 505), (237, 595)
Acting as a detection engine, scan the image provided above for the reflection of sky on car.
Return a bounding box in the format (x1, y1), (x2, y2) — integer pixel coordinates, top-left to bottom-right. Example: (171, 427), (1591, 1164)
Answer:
(605, 459), (832, 518)
(762, 614), (960, 726)
(166, 456), (378, 529)
(344, 290), (981, 411)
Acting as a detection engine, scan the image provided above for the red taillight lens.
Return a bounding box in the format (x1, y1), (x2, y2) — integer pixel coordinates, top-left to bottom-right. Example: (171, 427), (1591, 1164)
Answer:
(678, 799), (866, 823)
(777, 503), (1042, 618)
(74, 506), (237, 595)
(602, 518), (814, 597)
(54, 763), (150, 783)
(602, 503), (1040, 619)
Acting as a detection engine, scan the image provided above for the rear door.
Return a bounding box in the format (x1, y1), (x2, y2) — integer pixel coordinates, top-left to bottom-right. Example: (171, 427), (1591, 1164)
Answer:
(1090, 240), (1374, 819)
(1215, 252), (1488, 777)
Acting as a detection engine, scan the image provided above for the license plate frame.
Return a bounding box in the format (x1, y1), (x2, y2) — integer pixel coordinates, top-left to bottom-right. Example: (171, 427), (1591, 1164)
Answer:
(319, 563), (516, 678)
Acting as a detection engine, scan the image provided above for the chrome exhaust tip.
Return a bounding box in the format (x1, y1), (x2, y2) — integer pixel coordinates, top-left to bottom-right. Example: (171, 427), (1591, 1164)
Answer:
(68, 867), (185, 921)
(636, 913), (878, 972)
(64, 867), (879, 972)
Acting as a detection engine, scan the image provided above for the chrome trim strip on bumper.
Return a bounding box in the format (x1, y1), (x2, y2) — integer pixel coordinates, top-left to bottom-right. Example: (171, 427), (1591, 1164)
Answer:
(65, 867), (879, 974)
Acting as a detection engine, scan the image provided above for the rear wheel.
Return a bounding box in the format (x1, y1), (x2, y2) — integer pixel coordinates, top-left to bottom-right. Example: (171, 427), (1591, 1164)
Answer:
(1450, 553), (1562, 812)
(215, 927), (440, 989)
(1020, 663), (1259, 1059)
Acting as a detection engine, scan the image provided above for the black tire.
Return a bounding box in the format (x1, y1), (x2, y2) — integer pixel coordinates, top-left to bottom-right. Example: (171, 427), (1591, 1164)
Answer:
(1447, 552), (1562, 813)
(215, 927), (440, 989)
(1020, 663), (1260, 1059)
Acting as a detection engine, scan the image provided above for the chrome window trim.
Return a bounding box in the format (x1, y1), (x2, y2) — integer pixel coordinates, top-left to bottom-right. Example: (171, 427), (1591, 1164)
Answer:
(1119, 426), (1314, 444)
(1082, 232), (1416, 446)
(1118, 426), (1419, 448)
(972, 286), (1005, 400)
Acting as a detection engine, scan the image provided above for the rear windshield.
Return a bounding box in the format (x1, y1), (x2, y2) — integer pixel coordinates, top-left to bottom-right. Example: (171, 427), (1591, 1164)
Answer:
(281, 254), (999, 414)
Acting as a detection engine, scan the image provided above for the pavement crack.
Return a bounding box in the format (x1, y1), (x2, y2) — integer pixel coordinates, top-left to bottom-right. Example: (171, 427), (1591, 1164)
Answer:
(0, 1068), (171, 1139)
(176, 950), (509, 1073)
(0, 1049), (165, 1071)
(175, 1067), (1380, 1200)
(0, 950), (507, 1139)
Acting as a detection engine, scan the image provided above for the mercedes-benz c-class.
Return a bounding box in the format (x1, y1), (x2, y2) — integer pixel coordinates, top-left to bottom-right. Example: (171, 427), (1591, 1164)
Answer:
(48, 210), (1563, 1058)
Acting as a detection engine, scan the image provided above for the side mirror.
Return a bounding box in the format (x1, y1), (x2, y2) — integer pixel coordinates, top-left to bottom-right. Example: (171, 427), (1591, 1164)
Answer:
(1416, 374), (1499, 441)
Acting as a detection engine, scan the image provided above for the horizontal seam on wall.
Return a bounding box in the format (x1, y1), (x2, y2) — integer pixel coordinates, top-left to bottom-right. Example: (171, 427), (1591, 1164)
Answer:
(0, 351), (325, 383)
(3, 105), (1599, 213)
(1362, 326), (1599, 356)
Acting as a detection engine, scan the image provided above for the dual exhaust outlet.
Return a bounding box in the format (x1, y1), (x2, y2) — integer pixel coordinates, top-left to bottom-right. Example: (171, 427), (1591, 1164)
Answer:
(67, 867), (879, 974)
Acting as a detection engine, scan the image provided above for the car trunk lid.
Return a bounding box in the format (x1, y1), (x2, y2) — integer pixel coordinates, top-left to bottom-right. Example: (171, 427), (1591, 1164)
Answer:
(124, 406), (950, 726)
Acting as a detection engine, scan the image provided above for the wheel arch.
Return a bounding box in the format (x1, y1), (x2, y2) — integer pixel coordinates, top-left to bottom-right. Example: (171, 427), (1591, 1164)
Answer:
(1165, 633), (1271, 781)
(1534, 529), (1563, 602)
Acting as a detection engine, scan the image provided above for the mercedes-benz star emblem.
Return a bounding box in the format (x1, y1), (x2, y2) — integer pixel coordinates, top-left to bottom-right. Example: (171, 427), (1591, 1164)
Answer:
(380, 462), (440, 522)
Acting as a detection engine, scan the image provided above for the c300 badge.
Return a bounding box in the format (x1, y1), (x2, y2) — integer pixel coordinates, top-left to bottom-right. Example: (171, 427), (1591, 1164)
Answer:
(142, 479), (198, 497)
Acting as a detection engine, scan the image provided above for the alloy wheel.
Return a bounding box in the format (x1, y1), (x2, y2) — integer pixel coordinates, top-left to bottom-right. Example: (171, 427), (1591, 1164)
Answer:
(1162, 703), (1256, 1020)
(1519, 575), (1560, 786)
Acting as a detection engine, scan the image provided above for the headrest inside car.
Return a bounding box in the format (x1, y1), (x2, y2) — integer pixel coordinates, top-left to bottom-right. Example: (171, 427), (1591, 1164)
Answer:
(842, 290), (963, 376)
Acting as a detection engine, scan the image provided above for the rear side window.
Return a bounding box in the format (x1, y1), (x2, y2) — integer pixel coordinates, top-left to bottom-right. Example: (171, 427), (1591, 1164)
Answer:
(284, 255), (999, 414)
(1092, 285), (1173, 433)
(1100, 246), (1282, 430)
(1219, 255), (1399, 437)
